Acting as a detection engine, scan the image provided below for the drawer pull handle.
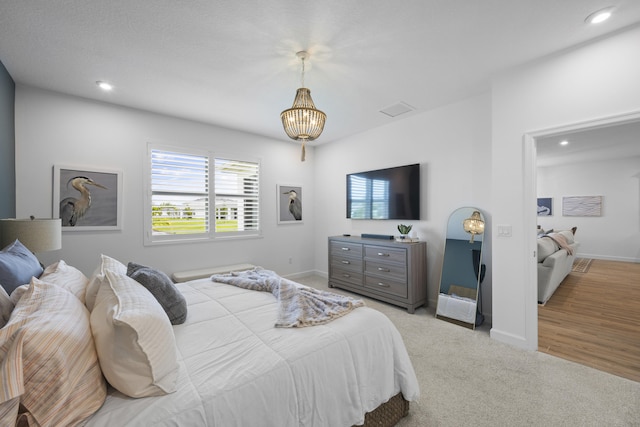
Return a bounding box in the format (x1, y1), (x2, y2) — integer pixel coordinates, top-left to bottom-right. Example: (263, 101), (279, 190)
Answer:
(377, 282), (390, 288)
(341, 260), (350, 264)
(342, 274), (351, 278)
(341, 247), (350, 251)
(377, 267), (390, 272)
(377, 252), (389, 257)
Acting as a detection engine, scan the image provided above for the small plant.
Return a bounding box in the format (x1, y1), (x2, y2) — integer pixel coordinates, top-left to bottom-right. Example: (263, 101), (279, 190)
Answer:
(397, 224), (412, 235)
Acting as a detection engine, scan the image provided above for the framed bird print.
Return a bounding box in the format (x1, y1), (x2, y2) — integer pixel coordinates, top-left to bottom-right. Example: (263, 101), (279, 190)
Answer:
(52, 165), (123, 231)
(277, 184), (303, 224)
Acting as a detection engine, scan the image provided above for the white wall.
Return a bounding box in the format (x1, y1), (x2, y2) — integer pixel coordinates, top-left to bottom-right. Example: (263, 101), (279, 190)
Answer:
(15, 86), (317, 277)
(492, 25), (640, 349)
(314, 93), (493, 314)
(538, 156), (640, 263)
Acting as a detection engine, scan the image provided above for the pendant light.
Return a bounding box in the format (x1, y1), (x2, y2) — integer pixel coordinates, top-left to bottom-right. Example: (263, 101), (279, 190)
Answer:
(280, 51), (326, 161)
(463, 210), (485, 243)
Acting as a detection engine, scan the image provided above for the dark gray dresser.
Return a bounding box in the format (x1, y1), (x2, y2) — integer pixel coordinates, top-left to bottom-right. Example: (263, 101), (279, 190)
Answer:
(328, 236), (427, 313)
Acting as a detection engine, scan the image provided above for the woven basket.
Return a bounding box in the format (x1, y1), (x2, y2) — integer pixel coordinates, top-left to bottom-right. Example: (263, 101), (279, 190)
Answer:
(356, 393), (409, 427)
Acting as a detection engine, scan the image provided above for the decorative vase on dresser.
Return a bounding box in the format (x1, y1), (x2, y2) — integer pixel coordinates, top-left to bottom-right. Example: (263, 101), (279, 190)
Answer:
(328, 236), (427, 313)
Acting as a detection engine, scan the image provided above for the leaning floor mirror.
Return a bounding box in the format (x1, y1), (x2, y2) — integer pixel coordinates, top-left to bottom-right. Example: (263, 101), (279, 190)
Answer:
(435, 207), (486, 329)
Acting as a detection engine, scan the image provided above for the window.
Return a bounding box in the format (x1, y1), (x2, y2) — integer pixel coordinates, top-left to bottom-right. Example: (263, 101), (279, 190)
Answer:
(146, 145), (260, 244)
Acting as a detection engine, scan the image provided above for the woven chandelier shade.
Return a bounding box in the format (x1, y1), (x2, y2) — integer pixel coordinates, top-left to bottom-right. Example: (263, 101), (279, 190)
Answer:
(280, 88), (326, 141)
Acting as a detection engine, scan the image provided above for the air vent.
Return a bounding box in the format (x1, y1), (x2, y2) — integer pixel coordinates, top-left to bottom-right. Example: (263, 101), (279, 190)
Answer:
(379, 102), (415, 118)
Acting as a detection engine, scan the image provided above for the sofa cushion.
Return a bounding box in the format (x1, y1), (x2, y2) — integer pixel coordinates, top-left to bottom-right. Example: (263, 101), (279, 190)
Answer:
(537, 237), (559, 262)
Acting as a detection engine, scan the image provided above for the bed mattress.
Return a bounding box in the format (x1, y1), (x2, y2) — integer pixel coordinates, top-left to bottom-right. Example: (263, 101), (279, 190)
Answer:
(85, 278), (420, 426)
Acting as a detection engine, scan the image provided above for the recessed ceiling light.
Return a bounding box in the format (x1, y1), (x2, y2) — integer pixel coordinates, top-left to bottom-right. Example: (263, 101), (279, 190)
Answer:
(96, 81), (113, 91)
(559, 140), (569, 146)
(585, 7), (613, 24)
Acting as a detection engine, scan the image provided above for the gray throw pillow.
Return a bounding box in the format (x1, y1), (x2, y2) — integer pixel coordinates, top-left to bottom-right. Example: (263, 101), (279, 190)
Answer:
(0, 239), (44, 294)
(126, 262), (187, 325)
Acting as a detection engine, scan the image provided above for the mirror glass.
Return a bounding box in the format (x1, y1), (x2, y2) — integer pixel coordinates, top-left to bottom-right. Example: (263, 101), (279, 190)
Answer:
(435, 207), (485, 329)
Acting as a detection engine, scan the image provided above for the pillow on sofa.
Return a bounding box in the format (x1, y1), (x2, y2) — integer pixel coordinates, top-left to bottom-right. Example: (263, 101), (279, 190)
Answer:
(556, 230), (575, 245)
(85, 254), (127, 311)
(537, 237), (559, 262)
(0, 240), (43, 294)
(40, 260), (89, 304)
(90, 270), (179, 398)
(0, 286), (13, 328)
(0, 278), (106, 426)
(127, 262), (187, 325)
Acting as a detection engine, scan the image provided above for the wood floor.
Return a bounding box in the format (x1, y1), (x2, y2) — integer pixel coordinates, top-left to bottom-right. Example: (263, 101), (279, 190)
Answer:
(538, 259), (640, 383)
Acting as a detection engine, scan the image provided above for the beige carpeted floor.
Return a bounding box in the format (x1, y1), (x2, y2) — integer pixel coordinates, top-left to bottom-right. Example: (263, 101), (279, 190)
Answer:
(295, 274), (640, 427)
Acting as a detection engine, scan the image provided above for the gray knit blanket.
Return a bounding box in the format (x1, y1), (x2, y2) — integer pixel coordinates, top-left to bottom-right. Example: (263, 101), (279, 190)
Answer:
(211, 267), (365, 328)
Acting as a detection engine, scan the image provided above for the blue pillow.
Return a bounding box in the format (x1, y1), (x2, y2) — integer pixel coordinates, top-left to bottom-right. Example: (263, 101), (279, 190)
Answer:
(0, 240), (44, 294)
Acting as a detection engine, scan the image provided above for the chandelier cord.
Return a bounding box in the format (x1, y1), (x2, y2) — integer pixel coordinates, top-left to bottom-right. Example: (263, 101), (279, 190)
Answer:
(300, 57), (305, 88)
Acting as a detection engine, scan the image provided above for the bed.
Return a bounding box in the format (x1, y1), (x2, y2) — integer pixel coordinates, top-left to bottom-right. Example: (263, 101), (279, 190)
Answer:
(0, 246), (420, 426)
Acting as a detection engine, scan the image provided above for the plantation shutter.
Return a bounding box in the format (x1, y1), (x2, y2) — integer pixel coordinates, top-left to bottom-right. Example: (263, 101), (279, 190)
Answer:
(214, 158), (260, 234)
(150, 149), (209, 235)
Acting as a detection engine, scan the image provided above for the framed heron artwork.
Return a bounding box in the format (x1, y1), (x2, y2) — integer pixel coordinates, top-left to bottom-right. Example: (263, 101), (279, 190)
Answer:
(52, 165), (123, 231)
(277, 184), (303, 224)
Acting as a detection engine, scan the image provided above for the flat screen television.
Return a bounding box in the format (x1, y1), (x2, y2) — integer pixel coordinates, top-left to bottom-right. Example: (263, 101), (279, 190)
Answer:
(346, 164), (420, 220)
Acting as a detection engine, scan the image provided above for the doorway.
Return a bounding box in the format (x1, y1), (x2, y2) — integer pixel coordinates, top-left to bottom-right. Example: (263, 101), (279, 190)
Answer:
(524, 112), (640, 379)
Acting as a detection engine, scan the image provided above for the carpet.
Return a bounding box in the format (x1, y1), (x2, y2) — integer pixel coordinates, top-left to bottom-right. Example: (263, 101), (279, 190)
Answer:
(572, 258), (593, 273)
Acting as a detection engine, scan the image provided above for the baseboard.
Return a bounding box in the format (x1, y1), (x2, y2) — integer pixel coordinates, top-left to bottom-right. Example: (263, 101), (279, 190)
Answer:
(576, 253), (640, 263)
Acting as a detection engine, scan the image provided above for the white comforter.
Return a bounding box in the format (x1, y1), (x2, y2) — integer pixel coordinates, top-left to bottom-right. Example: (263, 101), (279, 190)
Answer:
(85, 278), (420, 426)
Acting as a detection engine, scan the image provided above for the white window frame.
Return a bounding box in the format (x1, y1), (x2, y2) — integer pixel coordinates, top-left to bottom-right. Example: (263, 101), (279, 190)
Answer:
(144, 143), (261, 246)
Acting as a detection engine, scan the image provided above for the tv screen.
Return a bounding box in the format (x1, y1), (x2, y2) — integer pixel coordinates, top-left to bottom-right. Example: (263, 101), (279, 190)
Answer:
(346, 164), (420, 220)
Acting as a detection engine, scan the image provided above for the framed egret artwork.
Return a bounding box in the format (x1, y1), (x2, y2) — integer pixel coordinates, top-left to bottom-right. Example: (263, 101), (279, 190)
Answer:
(277, 184), (303, 224)
(53, 165), (123, 231)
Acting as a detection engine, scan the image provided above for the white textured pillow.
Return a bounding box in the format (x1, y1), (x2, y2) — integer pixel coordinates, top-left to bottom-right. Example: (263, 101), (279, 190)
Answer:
(85, 254), (127, 311)
(90, 270), (179, 398)
(0, 278), (106, 425)
(557, 230), (575, 245)
(40, 260), (89, 304)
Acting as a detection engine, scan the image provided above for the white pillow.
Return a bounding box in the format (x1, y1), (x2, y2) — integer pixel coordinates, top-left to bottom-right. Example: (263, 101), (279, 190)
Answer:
(90, 270), (179, 398)
(85, 254), (127, 311)
(40, 260), (89, 304)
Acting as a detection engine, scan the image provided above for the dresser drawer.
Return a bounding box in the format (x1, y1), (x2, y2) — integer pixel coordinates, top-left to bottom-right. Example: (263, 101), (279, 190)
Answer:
(364, 260), (407, 282)
(363, 245), (407, 264)
(364, 275), (408, 299)
(330, 267), (363, 287)
(330, 256), (362, 273)
(330, 241), (363, 258)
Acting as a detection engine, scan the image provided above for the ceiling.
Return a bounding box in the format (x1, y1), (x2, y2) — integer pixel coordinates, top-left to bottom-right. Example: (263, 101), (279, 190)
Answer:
(2, 1), (640, 146)
(537, 119), (640, 167)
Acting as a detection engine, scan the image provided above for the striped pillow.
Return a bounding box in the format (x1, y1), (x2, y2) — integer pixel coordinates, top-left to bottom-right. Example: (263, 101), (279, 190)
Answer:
(85, 254), (127, 311)
(90, 270), (179, 398)
(40, 260), (89, 304)
(0, 278), (106, 426)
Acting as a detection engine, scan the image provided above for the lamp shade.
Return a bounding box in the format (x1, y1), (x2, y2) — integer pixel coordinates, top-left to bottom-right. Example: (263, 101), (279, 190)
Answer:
(0, 218), (62, 253)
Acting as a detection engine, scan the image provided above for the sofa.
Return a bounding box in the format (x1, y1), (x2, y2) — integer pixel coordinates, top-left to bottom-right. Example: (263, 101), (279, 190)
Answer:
(537, 228), (579, 304)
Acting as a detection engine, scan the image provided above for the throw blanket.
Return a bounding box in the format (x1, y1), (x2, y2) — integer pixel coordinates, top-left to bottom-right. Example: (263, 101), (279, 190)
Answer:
(211, 268), (365, 328)
(545, 233), (574, 255)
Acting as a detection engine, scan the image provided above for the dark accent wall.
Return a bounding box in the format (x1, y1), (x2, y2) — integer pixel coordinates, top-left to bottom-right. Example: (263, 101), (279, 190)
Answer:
(0, 59), (15, 218)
